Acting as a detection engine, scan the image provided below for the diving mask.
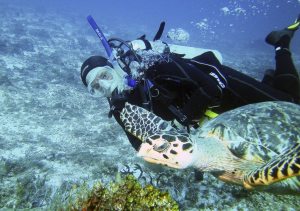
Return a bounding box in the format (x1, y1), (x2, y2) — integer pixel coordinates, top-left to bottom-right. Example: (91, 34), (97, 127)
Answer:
(86, 65), (129, 97)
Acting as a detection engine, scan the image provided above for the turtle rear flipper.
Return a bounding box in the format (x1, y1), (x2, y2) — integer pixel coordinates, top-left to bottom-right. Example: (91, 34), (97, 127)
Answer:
(243, 143), (300, 189)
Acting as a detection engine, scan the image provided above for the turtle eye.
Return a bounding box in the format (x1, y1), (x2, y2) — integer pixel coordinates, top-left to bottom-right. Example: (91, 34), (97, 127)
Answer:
(153, 141), (170, 152)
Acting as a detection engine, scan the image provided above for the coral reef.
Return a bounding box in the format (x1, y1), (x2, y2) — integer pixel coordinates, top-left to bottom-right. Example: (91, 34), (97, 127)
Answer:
(64, 175), (179, 210)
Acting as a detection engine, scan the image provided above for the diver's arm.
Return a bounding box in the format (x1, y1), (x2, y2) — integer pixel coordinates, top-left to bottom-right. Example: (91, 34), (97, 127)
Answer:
(110, 105), (141, 151)
(108, 90), (142, 151)
(181, 87), (218, 124)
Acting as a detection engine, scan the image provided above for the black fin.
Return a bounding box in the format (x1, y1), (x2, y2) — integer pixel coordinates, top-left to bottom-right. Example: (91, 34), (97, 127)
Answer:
(153, 21), (165, 41)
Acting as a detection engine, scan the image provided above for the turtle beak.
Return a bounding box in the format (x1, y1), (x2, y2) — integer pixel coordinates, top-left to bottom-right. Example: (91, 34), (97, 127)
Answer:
(142, 157), (183, 169)
(137, 143), (183, 169)
(137, 142), (153, 157)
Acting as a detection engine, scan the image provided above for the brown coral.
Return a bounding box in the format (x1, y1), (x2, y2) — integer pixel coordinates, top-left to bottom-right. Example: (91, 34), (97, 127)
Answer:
(68, 175), (179, 211)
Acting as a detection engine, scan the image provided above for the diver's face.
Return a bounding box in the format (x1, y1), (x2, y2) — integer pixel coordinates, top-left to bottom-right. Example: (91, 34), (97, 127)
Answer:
(87, 67), (115, 97)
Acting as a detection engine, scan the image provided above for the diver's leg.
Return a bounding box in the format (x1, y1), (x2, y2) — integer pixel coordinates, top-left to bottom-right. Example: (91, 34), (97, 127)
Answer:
(273, 46), (300, 102)
(265, 14), (300, 102)
(261, 69), (275, 86)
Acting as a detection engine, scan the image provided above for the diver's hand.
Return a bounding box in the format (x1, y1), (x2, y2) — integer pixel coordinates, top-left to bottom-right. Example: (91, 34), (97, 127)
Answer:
(110, 89), (128, 112)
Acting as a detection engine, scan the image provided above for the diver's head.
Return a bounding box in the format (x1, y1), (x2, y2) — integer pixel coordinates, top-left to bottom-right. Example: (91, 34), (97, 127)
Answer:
(81, 56), (128, 97)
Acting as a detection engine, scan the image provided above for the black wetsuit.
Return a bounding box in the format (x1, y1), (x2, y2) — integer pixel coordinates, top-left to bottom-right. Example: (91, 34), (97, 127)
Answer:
(110, 49), (300, 151)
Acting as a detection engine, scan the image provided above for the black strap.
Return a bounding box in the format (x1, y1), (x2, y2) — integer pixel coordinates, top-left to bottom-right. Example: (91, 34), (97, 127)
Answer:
(138, 81), (153, 111)
(138, 36), (152, 50)
(172, 60), (193, 80)
(153, 82), (191, 127)
(143, 39), (152, 50)
(168, 105), (189, 125)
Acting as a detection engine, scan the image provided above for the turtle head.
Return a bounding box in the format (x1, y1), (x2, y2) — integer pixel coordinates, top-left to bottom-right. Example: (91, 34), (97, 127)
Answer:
(137, 132), (196, 169)
(120, 103), (196, 169)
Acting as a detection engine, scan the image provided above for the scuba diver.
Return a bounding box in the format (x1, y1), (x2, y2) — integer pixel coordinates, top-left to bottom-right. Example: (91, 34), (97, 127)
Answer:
(81, 15), (300, 152)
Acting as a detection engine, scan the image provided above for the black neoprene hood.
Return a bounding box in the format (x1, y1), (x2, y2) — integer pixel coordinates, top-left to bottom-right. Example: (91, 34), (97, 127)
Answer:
(80, 55), (112, 86)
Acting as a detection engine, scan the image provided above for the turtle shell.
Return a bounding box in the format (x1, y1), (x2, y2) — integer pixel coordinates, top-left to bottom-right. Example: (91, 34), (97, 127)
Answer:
(198, 101), (300, 162)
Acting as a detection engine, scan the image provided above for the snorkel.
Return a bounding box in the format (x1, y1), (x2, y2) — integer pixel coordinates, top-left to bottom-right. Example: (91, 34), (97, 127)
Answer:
(87, 15), (112, 59)
(86, 15), (136, 88)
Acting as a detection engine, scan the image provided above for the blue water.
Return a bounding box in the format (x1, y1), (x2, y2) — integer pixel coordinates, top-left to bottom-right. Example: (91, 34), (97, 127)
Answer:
(7, 0), (300, 53)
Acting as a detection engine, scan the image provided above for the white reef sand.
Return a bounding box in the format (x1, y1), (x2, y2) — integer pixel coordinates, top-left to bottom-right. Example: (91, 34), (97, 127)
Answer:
(0, 3), (299, 210)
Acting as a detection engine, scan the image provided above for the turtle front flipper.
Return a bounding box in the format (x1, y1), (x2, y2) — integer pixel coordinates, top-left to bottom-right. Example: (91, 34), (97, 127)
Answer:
(120, 102), (175, 142)
(243, 143), (300, 189)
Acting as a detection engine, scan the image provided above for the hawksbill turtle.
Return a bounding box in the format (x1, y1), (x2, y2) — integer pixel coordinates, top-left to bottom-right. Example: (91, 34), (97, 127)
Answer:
(120, 101), (300, 194)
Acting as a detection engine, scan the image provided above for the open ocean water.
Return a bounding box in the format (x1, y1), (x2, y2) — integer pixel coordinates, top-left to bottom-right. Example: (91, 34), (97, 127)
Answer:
(0, 0), (300, 210)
